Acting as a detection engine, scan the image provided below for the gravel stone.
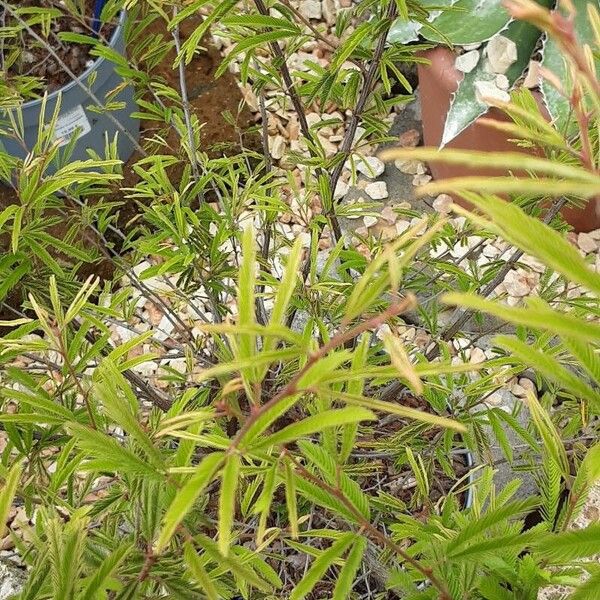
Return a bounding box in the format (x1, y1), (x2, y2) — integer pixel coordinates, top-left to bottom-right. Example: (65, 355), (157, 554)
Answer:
(365, 181), (388, 200)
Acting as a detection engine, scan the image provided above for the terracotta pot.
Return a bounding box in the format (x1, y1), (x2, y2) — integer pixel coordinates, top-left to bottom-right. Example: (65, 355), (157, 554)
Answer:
(417, 46), (600, 233)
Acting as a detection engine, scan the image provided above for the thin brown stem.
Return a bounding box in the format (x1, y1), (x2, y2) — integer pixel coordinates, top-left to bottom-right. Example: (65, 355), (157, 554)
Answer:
(55, 325), (97, 429)
(286, 452), (452, 600)
(229, 294), (416, 452)
(171, 6), (204, 196)
(252, 0), (342, 243)
(299, 1), (399, 281)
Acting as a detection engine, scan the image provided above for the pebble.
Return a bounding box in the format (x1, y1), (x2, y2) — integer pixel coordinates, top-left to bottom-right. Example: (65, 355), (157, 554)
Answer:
(430, 242), (449, 259)
(455, 49), (480, 73)
(485, 390), (509, 407)
(518, 377), (536, 394)
(114, 325), (136, 344)
(394, 159), (422, 174)
(269, 135), (286, 160)
(470, 347), (487, 364)
(474, 80), (510, 104)
(365, 181), (388, 200)
(511, 383), (527, 397)
(481, 244), (500, 258)
(495, 74), (509, 90)
(363, 215), (378, 228)
(356, 156), (385, 178)
(322, 0), (336, 24)
(433, 193), (453, 213)
(132, 361), (158, 377)
(380, 205), (397, 223)
(333, 180), (349, 200)
(398, 128), (420, 147)
(503, 269), (536, 297)
(577, 232), (597, 254)
(452, 337), (470, 351)
(486, 35), (518, 74)
(396, 220), (410, 234)
(155, 315), (175, 342)
(299, 0), (322, 18)
(412, 173), (432, 186)
(165, 357), (187, 374)
(523, 59), (541, 88)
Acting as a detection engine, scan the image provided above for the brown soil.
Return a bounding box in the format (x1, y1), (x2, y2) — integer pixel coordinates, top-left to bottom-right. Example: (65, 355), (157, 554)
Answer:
(5, 0), (117, 92)
(112, 13), (260, 228)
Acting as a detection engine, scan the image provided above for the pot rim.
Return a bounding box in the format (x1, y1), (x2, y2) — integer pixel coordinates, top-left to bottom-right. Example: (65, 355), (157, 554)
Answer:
(18, 9), (127, 110)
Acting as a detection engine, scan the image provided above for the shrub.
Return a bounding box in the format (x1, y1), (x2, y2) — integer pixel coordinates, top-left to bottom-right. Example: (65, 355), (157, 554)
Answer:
(0, 1), (599, 598)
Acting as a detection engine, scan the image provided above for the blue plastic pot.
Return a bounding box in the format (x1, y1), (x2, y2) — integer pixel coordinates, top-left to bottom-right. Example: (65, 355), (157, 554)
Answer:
(0, 10), (139, 172)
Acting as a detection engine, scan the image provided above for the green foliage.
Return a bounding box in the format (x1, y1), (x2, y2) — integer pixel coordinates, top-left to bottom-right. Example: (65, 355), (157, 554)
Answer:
(0, 0), (599, 598)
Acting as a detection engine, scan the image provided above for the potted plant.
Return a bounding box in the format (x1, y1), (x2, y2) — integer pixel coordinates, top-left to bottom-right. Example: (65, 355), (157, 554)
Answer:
(0, 0), (139, 173)
(388, 0), (599, 231)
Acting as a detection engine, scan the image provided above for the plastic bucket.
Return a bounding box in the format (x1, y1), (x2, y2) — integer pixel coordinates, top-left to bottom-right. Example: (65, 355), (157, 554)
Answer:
(0, 10), (139, 171)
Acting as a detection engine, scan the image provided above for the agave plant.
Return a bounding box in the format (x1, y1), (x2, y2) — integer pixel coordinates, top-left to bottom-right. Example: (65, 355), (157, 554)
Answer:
(389, 0), (598, 146)
(383, 0), (600, 421)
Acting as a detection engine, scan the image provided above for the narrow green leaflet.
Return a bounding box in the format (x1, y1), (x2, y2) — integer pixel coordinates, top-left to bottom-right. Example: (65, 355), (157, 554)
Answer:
(325, 389), (466, 432)
(254, 461), (279, 544)
(0, 461), (22, 537)
(448, 530), (541, 561)
(155, 452), (224, 553)
(580, 443), (600, 485)
(447, 498), (538, 553)
(443, 293), (600, 342)
(177, 0), (237, 64)
(332, 537), (367, 600)
(247, 407), (376, 451)
(237, 226), (258, 386)
(258, 236), (303, 380)
(379, 148), (600, 184)
(496, 336), (600, 412)
(525, 392), (571, 483)
(535, 523), (600, 561)
(421, 0), (511, 44)
(285, 459), (299, 539)
(219, 453), (241, 557)
(94, 361), (164, 469)
(68, 422), (162, 479)
(541, 0), (599, 132)
(564, 337), (600, 386)
(441, 6), (551, 146)
(454, 193), (600, 296)
(195, 534), (274, 593)
(81, 543), (132, 600)
(339, 335), (370, 463)
(388, 0), (457, 44)
(290, 533), (355, 600)
(183, 543), (219, 600)
(295, 477), (359, 523)
(571, 571), (600, 600)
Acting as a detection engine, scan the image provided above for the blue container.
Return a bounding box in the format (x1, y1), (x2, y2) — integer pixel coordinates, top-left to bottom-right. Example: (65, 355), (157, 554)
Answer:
(0, 10), (139, 171)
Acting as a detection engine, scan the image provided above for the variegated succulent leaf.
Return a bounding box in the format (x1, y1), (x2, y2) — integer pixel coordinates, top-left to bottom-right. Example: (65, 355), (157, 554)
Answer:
(541, 0), (599, 134)
(421, 0), (512, 45)
(441, 3), (551, 146)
